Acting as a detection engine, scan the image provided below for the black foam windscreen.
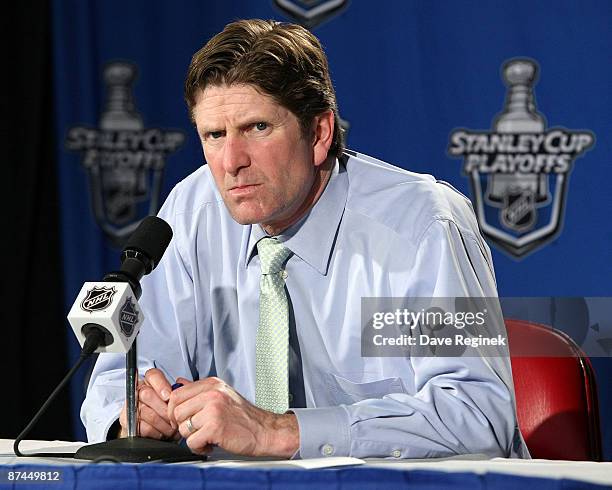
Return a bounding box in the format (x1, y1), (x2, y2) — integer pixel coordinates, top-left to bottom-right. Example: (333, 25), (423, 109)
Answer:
(124, 216), (173, 270)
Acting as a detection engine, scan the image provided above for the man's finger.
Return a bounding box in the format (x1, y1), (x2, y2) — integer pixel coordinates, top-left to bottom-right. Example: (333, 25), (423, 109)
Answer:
(138, 419), (164, 440)
(172, 393), (211, 430)
(184, 412), (226, 455)
(138, 404), (176, 439)
(168, 380), (219, 425)
(139, 385), (175, 427)
(119, 388), (178, 439)
(184, 413), (217, 451)
(189, 443), (214, 456)
(168, 377), (223, 421)
(144, 368), (173, 401)
(119, 403), (163, 440)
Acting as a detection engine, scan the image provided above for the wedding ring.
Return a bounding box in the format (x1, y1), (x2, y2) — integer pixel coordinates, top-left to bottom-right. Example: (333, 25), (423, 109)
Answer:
(186, 416), (196, 434)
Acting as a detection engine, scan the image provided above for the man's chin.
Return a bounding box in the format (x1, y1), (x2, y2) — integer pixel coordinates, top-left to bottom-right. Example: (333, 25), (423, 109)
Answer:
(232, 216), (259, 225)
(224, 201), (287, 229)
(225, 207), (266, 226)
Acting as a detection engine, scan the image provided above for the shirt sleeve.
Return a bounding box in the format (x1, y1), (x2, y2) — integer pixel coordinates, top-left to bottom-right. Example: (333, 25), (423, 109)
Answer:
(292, 218), (529, 459)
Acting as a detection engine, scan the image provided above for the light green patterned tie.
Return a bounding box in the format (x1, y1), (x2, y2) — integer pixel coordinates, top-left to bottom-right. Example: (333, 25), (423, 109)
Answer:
(255, 237), (293, 413)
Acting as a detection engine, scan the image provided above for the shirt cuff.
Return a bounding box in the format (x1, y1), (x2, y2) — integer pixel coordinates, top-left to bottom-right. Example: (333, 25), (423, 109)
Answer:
(291, 406), (351, 459)
(83, 403), (122, 443)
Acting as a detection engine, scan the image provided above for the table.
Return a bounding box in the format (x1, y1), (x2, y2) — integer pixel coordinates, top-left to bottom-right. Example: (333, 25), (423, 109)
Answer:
(1, 440), (611, 489)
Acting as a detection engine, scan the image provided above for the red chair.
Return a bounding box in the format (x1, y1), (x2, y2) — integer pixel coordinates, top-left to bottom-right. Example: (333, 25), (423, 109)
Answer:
(506, 318), (602, 461)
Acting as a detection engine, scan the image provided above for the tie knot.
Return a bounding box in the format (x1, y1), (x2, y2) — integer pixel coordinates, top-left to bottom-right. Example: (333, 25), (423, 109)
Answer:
(257, 238), (292, 274)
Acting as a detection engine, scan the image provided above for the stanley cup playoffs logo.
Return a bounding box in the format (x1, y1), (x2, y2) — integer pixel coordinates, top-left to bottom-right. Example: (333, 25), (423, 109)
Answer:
(448, 59), (595, 259)
(66, 62), (185, 245)
(273, 0), (349, 29)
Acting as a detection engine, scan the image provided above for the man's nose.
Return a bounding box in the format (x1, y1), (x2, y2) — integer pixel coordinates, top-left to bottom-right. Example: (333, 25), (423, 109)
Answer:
(222, 134), (250, 175)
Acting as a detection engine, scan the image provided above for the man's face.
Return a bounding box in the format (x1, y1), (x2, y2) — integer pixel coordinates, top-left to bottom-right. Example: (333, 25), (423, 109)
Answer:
(193, 84), (322, 231)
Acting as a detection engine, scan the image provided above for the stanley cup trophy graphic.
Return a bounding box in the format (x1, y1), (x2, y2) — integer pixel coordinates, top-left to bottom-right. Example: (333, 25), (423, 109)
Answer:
(448, 58), (595, 258)
(486, 60), (550, 232)
(66, 61), (184, 245)
(99, 63), (146, 226)
(100, 63), (143, 130)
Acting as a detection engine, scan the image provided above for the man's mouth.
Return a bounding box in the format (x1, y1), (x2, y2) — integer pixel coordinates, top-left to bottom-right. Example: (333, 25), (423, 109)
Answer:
(227, 184), (260, 196)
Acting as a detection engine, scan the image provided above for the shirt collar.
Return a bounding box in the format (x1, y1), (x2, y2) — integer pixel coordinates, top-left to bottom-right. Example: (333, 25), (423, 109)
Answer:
(243, 158), (348, 275)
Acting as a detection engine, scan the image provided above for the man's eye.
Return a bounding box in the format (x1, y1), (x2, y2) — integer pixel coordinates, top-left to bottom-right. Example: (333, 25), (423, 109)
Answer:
(254, 122), (268, 131)
(206, 131), (224, 140)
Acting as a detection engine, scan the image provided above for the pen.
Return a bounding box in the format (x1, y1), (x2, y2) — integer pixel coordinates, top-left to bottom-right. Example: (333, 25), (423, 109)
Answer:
(171, 382), (186, 446)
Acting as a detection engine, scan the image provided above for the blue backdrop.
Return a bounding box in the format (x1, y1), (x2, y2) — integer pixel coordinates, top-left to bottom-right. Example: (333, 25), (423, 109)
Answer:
(52, 0), (612, 458)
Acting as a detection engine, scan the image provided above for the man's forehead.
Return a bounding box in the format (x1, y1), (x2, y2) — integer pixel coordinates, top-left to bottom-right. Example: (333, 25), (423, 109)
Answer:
(194, 83), (281, 116)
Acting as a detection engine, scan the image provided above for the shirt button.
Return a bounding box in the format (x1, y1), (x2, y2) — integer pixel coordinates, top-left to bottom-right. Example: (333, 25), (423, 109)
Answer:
(281, 270), (288, 279)
(322, 444), (334, 456)
(391, 449), (401, 458)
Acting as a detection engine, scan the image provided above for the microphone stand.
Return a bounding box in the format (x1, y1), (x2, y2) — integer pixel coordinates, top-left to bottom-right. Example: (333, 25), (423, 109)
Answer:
(126, 340), (138, 438)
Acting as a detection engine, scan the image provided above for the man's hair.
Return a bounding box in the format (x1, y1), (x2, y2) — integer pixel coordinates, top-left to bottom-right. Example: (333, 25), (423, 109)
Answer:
(184, 19), (344, 158)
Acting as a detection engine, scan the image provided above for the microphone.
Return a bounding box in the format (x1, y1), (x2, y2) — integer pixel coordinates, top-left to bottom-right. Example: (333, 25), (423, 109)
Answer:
(67, 216), (172, 354)
(105, 215), (174, 299)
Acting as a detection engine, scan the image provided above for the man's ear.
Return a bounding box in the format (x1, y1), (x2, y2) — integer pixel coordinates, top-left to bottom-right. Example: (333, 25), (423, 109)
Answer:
(312, 110), (334, 167)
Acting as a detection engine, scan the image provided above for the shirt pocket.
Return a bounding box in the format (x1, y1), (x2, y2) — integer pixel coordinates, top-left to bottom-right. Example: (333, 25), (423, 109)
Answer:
(325, 373), (407, 405)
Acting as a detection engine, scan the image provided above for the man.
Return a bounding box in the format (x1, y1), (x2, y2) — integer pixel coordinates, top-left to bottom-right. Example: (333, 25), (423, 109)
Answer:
(82, 19), (528, 459)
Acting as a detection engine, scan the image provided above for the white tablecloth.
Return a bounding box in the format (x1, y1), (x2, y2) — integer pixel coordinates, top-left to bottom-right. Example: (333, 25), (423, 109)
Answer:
(2, 440), (611, 486)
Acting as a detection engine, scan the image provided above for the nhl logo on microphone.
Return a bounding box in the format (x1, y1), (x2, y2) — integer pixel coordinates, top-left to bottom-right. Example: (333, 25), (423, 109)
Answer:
(119, 297), (139, 336)
(69, 282), (145, 353)
(81, 286), (117, 312)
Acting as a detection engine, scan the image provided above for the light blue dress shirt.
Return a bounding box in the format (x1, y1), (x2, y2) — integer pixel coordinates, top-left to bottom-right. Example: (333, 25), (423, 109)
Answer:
(82, 150), (529, 459)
